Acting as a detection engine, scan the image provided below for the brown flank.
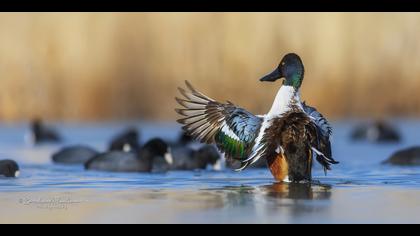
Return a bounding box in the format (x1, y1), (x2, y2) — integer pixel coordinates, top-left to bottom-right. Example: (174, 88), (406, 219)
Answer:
(267, 153), (289, 181)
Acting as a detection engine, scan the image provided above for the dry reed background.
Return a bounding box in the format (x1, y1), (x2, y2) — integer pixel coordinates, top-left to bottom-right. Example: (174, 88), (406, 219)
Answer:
(0, 13), (420, 122)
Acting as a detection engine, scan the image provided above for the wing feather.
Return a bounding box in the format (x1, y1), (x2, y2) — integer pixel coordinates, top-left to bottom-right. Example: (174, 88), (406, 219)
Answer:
(303, 102), (338, 173)
(175, 81), (263, 168)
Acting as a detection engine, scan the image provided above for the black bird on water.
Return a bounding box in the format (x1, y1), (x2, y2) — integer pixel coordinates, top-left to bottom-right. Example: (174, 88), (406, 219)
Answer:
(108, 127), (141, 152)
(85, 138), (173, 173)
(27, 119), (62, 144)
(0, 160), (20, 178)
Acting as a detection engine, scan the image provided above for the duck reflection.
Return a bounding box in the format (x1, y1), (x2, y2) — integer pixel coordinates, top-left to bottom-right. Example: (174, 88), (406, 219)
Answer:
(209, 182), (331, 204)
(199, 182), (333, 221)
(261, 182), (332, 200)
(259, 182), (332, 219)
(131, 182), (332, 223)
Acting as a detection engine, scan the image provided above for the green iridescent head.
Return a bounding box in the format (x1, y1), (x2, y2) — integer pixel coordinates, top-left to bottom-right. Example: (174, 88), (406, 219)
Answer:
(259, 53), (305, 89)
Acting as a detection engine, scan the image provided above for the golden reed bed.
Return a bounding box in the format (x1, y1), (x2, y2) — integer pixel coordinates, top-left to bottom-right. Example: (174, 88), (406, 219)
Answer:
(0, 13), (419, 122)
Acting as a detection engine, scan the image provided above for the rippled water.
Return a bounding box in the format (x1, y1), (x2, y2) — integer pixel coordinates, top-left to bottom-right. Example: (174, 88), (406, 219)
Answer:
(1, 120), (420, 223)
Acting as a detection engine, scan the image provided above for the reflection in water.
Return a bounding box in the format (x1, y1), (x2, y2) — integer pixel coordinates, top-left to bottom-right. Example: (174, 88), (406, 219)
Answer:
(0, 183), (332, 223)
(261, 182), (332, 200)
(206, 182), (332, 202)
(197, 182), (333, 222)
(260, 182), (332, 219)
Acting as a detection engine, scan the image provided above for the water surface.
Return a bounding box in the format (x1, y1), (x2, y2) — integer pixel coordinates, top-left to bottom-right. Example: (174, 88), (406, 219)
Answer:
(1, 120), (420, 223)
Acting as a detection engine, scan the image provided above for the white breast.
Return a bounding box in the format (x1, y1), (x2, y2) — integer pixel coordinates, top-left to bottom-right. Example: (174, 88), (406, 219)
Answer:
(267, 85), (303, 117)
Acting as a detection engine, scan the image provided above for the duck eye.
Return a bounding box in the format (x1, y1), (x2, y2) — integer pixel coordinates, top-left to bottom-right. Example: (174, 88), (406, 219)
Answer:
(281, 62), (286, 66)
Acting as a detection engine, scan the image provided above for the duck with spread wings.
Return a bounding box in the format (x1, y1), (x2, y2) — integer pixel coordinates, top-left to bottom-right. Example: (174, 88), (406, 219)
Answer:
(175, 53), (338, 182)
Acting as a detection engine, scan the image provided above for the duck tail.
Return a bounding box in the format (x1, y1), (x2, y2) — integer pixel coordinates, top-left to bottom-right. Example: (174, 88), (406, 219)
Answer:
(311, 146), (339, 175)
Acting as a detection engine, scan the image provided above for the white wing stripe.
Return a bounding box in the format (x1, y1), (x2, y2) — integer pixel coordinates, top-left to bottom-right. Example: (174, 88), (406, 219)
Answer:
(241, 116), (270, 163)
(221, 121), (240, 141)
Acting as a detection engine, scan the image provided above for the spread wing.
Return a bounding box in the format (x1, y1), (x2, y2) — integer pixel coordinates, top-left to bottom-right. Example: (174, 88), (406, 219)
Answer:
(302, 102), (338, 173)
(175, 81), (263, 169)
(303, 102), (332, 138)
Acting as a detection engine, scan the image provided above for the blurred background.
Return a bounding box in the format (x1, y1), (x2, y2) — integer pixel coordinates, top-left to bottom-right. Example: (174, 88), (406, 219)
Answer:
(1, 12), (420, 122)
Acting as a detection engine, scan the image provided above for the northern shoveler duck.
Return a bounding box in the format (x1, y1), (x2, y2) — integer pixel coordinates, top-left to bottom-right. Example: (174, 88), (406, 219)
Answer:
(0, 160), (20, 178)
(85, 138), (173, 173)
(175, 53), (338, 182)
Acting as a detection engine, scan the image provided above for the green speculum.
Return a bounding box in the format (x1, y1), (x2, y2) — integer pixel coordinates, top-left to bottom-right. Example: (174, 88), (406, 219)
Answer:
(215, 131), (246, 160)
